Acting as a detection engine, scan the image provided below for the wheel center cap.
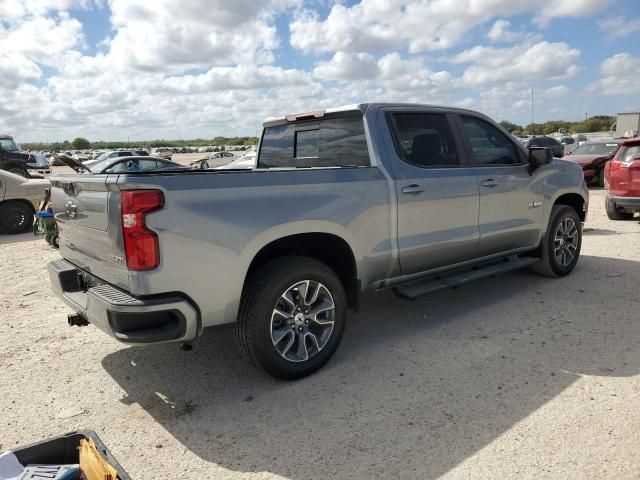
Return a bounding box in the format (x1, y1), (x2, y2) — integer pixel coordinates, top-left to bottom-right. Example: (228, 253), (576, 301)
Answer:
(294, 313), (305, 325)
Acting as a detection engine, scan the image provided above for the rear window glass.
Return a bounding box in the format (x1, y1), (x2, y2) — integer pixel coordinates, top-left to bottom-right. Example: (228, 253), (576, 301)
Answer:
(619, 145), (640, 162)
(571, 143), (620, 155)
(295, 129), (319, 158)
(258, 115), (370, 168)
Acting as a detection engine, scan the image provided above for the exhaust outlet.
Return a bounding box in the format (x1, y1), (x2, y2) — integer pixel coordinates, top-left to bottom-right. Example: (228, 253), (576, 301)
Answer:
(68, 313), (89, 327)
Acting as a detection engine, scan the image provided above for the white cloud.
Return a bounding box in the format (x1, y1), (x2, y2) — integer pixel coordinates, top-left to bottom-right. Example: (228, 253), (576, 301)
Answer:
(162, 64), (313, 93)
(487, 20), (528, 42)
(543, 85), (570, 97)
(588, 53), (640, 95)
(313, 52), (379, 81)
(599, 16), (640, 38)
(454, 41), (580, 85)
(290, 0), (611, 54)
(0, 51), (41, 88)
(0, 0), (627, 141)
(0, 0), (97, 21)
(105, 0), (298, 71)
(0, 13), (84, 66)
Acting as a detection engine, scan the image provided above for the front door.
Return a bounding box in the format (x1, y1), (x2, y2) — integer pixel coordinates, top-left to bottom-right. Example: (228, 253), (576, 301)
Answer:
(458, 115), (543, 257)
(385, 110), (480, 275)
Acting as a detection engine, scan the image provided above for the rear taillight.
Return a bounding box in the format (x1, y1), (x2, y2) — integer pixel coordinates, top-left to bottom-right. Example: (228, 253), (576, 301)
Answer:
(610, 160), (622, 171)
(121, 190), (164, 271)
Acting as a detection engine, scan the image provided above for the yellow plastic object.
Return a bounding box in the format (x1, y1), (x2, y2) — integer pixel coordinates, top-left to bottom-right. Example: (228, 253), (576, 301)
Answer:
(78, 438), (117, 480)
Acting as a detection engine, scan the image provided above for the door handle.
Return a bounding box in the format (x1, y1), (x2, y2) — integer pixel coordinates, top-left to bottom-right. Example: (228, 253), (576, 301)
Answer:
(401, 184), (425, 194)
(481, 179), (498, 188)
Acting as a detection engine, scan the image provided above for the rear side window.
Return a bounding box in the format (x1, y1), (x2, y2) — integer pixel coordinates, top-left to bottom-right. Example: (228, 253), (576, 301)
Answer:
(258, 115), (370, 168)
(258, 124), (295, 168)
(388, 113), (459, 167)
(462, 116), (524, 165)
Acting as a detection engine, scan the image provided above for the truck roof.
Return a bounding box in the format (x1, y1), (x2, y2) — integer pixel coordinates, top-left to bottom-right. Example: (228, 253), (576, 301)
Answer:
(263, 102), (484, 127)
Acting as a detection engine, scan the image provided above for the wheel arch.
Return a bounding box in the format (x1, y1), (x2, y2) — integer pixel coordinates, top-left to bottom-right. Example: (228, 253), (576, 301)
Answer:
(243, 232), (360, 311)
(0, 198), (36, 214)
(553, 192), (586, 222)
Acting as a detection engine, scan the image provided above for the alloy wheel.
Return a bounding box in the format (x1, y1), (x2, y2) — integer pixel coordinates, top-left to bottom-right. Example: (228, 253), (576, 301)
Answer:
(554, 217), (579, 267)
(270, 280), (335, 363)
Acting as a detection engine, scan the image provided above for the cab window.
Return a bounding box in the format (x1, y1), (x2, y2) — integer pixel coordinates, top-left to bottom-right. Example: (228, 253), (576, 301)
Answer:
(462, 116), (524, 165)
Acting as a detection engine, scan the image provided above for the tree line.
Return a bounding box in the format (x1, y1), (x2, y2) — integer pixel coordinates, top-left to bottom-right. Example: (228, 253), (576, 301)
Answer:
(21, 136), (259, 151)
(499, 116), (616, 136)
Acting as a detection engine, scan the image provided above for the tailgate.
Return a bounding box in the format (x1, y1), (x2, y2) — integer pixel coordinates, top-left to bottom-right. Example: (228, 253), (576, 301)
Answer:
(50, 175), (129, 290)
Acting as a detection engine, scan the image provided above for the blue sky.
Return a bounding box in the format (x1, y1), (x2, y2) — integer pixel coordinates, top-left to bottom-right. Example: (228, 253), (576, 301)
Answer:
(1, 0), (639, 142)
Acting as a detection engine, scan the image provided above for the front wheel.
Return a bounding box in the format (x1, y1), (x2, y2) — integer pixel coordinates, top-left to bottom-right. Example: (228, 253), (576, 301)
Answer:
(531, 205), (582, 277)
(0, 202), (34, 234)
(235, 256), (347, 380)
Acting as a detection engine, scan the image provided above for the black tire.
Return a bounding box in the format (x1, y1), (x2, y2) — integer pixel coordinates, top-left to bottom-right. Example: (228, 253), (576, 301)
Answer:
(531, 205), (582, 278)
(7, 168), (28, 178)
(597, 167), (605, 188)
(0, 202), (34, 234)
(44, 233), (52, 244)
(605, 196), (634, 220)
(235, 256), (347, 380)
(51, 234), (60, 248)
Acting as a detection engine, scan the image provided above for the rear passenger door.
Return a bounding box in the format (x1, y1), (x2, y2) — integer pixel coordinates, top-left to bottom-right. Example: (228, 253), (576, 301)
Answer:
(384, 110), (480, 275)
(456, 115), (543, 257)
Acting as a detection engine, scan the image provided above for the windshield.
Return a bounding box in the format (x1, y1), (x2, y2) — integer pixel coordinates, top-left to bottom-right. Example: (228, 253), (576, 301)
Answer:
(0, 138), (19, 151)
(88, 158), (114, 172)
(94, 152), (112, 162)
(571, 143), (619, 155)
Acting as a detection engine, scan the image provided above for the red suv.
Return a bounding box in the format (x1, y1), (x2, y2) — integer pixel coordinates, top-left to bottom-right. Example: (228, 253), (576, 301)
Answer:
(604, 138), (640, 220)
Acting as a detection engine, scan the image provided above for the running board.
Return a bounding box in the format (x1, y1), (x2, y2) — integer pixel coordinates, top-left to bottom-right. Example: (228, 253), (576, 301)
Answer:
(393, 255), (538, 301)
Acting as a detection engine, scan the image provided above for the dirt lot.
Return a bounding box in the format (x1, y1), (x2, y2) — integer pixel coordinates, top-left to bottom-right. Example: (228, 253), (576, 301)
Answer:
(1, 188), (639, 479)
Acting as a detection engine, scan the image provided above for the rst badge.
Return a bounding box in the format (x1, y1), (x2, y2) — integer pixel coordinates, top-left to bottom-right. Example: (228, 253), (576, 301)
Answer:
(528, 201), (542, 209)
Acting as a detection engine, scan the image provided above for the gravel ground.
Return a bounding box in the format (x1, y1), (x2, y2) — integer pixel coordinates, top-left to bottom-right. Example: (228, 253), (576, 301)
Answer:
(1, 188), (639, 479)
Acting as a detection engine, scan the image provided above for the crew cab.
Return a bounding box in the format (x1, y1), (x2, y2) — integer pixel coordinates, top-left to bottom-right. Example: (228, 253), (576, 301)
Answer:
(0, 134), (50, 177)
(604, 137), (640, 220)
(47, 104), (588, 379)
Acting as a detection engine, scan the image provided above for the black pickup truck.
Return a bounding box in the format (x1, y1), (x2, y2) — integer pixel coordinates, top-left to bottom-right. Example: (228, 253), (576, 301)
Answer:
(0, 134), (50, 177)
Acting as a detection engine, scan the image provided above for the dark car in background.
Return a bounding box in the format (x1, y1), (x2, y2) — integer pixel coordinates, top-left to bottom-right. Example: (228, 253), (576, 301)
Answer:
(566, 139), (622, 187)
(519, 136), (564, 158)
(88, 156), (186, 174)
(0, 134), (50, 177)
(83, 150), (149, 169)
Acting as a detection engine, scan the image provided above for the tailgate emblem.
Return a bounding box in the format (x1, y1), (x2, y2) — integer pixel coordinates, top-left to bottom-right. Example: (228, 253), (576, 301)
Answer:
(110, 255), (125, 264)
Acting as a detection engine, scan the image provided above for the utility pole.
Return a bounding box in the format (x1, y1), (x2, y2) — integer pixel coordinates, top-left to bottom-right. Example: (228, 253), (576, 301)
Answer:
(585, 112), (588, 121)
(531, 83), (534, 125)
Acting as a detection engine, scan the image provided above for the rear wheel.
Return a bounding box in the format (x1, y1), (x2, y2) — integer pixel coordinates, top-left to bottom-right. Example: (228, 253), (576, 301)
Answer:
(531, 205), (582, 277)
(236, 256), (347, 380)
(0, 202), (34, 234)
(596, 167), (605, 188)
(605, 196), (634, 220)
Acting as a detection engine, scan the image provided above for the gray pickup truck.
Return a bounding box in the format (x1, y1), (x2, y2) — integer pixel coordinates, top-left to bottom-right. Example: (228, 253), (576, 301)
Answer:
(48, 103), (588, 379)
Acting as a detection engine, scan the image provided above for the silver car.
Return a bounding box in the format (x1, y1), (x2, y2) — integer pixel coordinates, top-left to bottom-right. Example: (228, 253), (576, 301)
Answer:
(0, 170), (50, 234)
